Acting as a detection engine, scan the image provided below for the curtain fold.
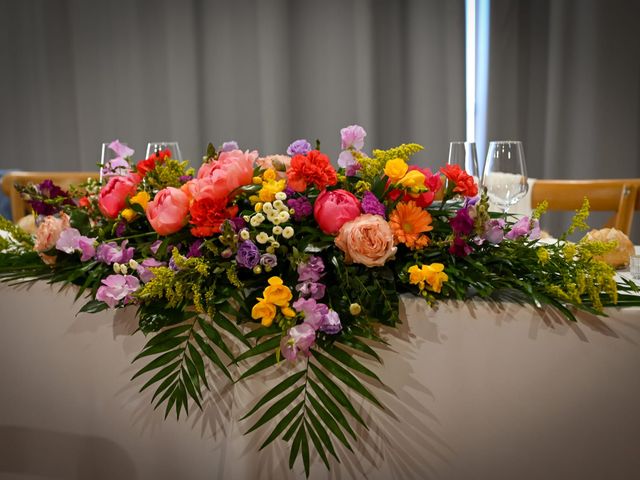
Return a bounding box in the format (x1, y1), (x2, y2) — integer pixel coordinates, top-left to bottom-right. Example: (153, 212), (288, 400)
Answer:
(0, 0), (465, 171)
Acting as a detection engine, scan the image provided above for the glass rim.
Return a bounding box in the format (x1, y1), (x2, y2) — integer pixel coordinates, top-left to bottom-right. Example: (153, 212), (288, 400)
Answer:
(488, 140), (523, 145)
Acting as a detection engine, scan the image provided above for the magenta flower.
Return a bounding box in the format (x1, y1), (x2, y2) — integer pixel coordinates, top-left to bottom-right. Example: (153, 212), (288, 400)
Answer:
(137, 258), (165, 283)
(361, 191), (386, 218)
(483, 218), (506, 244)
(449, 236), (473, 257)
(108, 140), (134, 158)
(280, 323), (316, 362)
(292, 297), (329, 330)
(55, 228), (96, 261)
(506, 216), (541, 241)
(96, 240), (135, 265)
(295, 281), (326, 300)
(297, 256), (325, 283)
(340, 125), (366, 150)
(95, 274), (140, 308)
(287, 196), (313, 221)
(450, 208), (475, 235)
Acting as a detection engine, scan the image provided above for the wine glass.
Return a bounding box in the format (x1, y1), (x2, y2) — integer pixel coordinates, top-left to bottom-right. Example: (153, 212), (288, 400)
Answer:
(146, 142), (182, 161)
(482, 141), (528, 214)
(100, 141), (132, 181)
(448, 141), (479, 179)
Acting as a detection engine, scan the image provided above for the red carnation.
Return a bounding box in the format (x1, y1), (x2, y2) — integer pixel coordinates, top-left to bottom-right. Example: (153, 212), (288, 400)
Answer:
(440, 164), (478, 197)
(137, 148), (171, 177)
(189, 197), (238, 237)
(386, 166), (442, 207)
(286, 150), (338, 192)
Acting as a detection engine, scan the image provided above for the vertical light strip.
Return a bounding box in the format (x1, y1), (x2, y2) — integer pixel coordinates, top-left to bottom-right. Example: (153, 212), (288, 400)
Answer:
(475, 0), (490, 171)
(465, 0), (477, 143)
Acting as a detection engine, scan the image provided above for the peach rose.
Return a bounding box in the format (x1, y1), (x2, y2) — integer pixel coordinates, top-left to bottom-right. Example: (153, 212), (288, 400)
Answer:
(257, 155), (291, 179)
(34, 213), (70, 264)
(335, 214), (397, 267)
(313, 189), (361, 235)
(192, 149), (257, 201)
(98, 173), (142, 219)
(146, 187), (190, 235)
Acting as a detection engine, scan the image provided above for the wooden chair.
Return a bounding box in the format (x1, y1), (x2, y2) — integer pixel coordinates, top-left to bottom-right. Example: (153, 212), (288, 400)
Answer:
(531, 179), (640, 235)
(1, 171), (99, 222)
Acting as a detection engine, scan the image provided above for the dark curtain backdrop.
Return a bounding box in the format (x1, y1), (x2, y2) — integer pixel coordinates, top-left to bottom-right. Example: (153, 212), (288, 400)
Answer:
(487, 0), (640, 239)
(0, 0), (465, 171)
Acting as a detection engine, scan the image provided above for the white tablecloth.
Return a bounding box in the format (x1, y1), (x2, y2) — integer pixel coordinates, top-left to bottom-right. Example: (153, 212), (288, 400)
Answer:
(0, 282), (639, 480)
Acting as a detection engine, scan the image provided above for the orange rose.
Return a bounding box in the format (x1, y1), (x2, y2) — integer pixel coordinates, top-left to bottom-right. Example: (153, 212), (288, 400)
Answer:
(335, 214), (397, 267)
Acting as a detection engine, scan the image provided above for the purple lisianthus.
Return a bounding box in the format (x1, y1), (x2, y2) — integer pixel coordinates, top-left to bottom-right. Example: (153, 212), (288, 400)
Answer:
(297, 255), (325, 283)
(296, 281), (326, 300)
(55, 228), (96, 261)
(280, 323), (316, 362)
(96, 240), (134, 265)
(227, 216), (247, 232)
(292, 297), (329, 330)
(449, 236), (473, 257)
(236, 240), (260, 269)
(361, 191), (386, 218)
(95, 274), (140, 308)
(136, 258), (165, 283)
(483, 218), (506, 244)
(260, 253), (278, 269)
(287, 139), (312, 156)
(221, 141), (239, 152)
(340, 124), (366, 150)
(287, 196), (313, 221)
(450, 208), (475, 235)
(505, 216), (541, 241)
(186, 239), (203, 258)
(319, 309), (342, 335)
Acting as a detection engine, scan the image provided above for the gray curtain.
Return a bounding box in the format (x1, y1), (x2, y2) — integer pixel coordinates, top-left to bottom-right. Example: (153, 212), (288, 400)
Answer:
(0, 0), (465, 171)
(487, 0), (640, 239)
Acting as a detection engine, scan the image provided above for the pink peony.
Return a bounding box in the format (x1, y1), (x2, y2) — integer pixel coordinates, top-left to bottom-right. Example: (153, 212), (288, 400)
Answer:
(34, 213), (70, 264)
(189, 149), (257, 201)
(98, 173), (141, 219)
(146, 187), (190, 235)
(313, 189), (361, 235)
(335, 214), (397, 267)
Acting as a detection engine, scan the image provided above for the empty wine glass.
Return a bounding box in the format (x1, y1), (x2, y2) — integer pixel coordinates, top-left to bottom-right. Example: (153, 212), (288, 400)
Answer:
(448, 141), (479, 178)
(482, 141), (528, 214)
(146, 141), (182, 161)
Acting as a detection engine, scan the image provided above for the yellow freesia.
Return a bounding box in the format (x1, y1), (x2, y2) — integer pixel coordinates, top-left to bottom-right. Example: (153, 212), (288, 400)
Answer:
(408, 263), (448, 293)
(130, 191), (150, 210)
(263, 276), (293, 307)
(383, 158), (408, 182)
(121, 208), (137, 222)
(251, 298), (277, 327)
(258, 178), (286, 202)
(396, 170), (426, 190)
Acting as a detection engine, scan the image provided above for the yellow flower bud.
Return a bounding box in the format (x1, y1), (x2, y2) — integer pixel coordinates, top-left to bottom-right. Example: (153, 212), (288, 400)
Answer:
(349, 303), (362, 316)
(252, 176), (263, 185)
(130, 190), (150, 210)
(121, 208), (137, 222)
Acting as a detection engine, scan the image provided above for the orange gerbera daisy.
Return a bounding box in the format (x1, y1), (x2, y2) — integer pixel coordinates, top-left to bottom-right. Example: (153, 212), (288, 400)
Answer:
(389, 201), (433, 249)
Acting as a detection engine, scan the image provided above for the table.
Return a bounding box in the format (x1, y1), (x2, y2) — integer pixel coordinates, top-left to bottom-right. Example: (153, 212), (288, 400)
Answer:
(0, 282), (639, 480)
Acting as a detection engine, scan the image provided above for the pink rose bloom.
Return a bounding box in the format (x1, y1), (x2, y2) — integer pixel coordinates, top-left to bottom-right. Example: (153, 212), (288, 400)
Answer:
(335, 214), (397, 267)
(146, 187), (190, 236)
(191, 149), (257, 201)
(98, 173), (141, 219)
(313, 189), (361, 235)
(257, 154), (291, 178)
(34, 213), (70, 264)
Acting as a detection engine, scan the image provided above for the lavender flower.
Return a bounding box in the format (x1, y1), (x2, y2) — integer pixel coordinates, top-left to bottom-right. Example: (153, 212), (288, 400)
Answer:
(55, 228), (96, 261)
(108, 139), (134, 158)
(483, 218), (506, 244)
(96, 240), (134, 265)
(450, 208), (474, 235)
(221, 141), (239, 152)
(340, 125), (366, 150)
(236, 240), (260, 269)
(361, 191), (386, 218)
(297, 256), (325, 282)
(292, 297), (329, 330)
(338, 150), (357, 169)
(296, 281), (326, 300)
(136, 258), (165, 283)
(150, 240), (162, 255)
(287, 139), (312, 156)
(95, 274), (140, 308)
(260, 253), (278, 269)
(287, 196), (313, 221)
(505, 216), (541, 241)
(346, 163), (362, 177)
(319, 309), (342, 335)
(101, 158), (131, 178)
(280, 324), (316, 362)
(114, 220), (127, 238)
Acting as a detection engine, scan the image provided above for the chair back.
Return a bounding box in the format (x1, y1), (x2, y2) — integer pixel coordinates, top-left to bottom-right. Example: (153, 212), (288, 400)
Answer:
(531, 179), (640, 235)
(1, 171), (99, 222)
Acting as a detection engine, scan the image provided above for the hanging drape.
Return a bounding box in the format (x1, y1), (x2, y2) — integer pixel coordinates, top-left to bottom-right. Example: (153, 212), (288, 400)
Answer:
(0, 0), (465, 171)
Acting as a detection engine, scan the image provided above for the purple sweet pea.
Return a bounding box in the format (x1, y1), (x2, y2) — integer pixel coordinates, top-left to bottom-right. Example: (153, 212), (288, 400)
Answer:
(319, 309), (342, 335)
(287, 139), (312, 156)
(345, 162), (362, 177)
(186, 239), (203, 258)
(296, 281), (326, 300)
(95, 274), (140, 308)
(449, 236), (473, 257)
(292, 297), (329, 330)
(101, 157), (131, 178)
(297, 256), (325, 283)
(236, 240), (260, 269)
(108, 140), (134, 158)
(96, 240), (135, 265)
(280, 323), (316, 362)
(450, 208), (475, 235)
(340, 124), (366, 150)
(136, 258), (165, 283)
(287, 196), (313, 221)
(338, 150), (357, 169)
(221, 141), (239, 152)
(505, 216), (541, 241)
(114, 220), (127, 238)
(55, 228), (96, 261)
(150, 240), (162, 255)
(361, 191), (386, 218)
(483, 218), (506, 244)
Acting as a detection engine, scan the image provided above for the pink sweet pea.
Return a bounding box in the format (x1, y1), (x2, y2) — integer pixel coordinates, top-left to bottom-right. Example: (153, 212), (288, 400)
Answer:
(146, 187), (190, 235)
(108, 140), (134, 158)
(280, 324), (316, 362)
(340, 125), (366, 150)
(98, 173), (141, 219)
(55, 228), (96, 261)
(95, 274), (140, 308)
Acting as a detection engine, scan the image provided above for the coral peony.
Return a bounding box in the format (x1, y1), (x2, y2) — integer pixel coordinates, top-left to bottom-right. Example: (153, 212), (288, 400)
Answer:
(191, 149), (257, 201)
(146, 187), (190, 236)
(335, 214), (397, 267)
(98, 173), (142, 219)
(313, 189), (361, 235)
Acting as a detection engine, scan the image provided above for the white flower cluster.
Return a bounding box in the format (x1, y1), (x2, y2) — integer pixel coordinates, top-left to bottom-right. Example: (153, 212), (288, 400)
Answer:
(244, 191), (295, 242)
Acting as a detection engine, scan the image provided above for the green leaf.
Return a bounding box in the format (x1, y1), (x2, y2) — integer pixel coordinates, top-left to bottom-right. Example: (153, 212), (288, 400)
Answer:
(131, 349), (183, 380)
(245, 324), (281, 339)
(181, 367), (202, 410)
(212, 310), (251, 347)
(289, 424), (304, 470)
(304, 418), (330, 470)
(187, 342), (209, 389)
(336, 336), (381, 362)
(237, 352), (279, 382)
(307, 393), (352, 452)
(242, 371), (305, 420)
(313, 351), (383, 408)
(322, 344), (380, 380)
(301, 423), (310, 477)
(234, 335), (281, 364)
(151, 371), (180, 404)
(77, 299), (108, 314)
(308, 379), (357, 439)
(245, 385), (305, 434)
(134, 335), (189, 361)
(309, 364), (366, 427)
(283, 413), (304, 442)
(198, 317), (234, 359)
(192, 332), (232, 381)
(258, 402), (304, 450)
(143, 324), (193, 348)
(139, 360), (181, 393)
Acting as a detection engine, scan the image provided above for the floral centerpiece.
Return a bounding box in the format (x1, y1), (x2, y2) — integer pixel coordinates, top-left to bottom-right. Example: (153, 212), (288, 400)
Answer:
(0, 127), (638, 476)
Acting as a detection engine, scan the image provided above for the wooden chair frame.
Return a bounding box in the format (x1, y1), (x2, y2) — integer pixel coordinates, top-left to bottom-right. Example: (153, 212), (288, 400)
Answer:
(531, 179), (640, 235)
(1, 171), (99, 222)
